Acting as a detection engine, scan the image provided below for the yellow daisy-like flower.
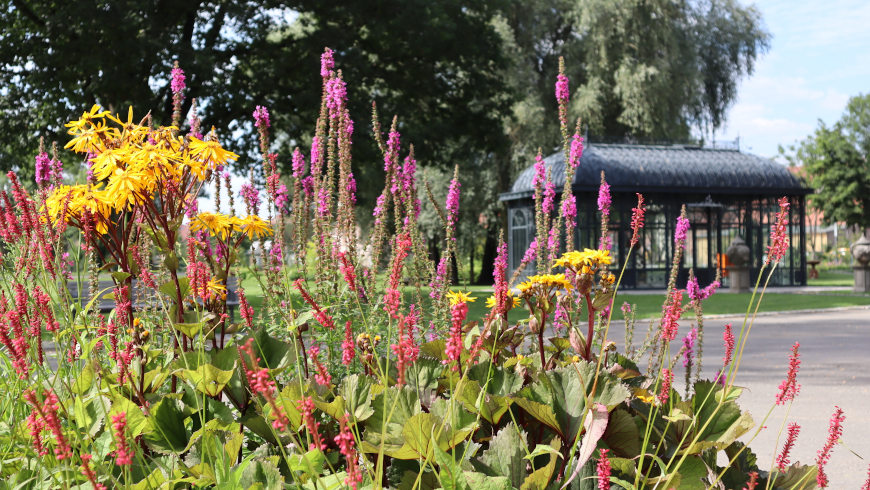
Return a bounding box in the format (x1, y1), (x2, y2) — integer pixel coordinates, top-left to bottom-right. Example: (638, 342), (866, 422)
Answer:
(555, 248), (613, 271)
(90, 147), (130, 181)
(633, 388), (655, 404)
(233, 215), (274, 240)
(105, 167), (148, 209)
(527, 274), (573, 290)
(188, 135), (239, 167)
(207, 278), (228, 300)
(65, 104), (110, 133)
(485, 292), (521, 310)
(446, 290), (476, 306)
(517, 280), (535, 295)
(191, 212), (234, 240)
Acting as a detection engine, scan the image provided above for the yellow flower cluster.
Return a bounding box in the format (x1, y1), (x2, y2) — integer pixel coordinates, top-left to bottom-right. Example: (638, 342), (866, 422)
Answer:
(44, 105), (238, 233)
(554, 248), (612, 273)
(190, 212), (273, 240)
(517, 273), (573, 295)
(446, 290), (477, 306)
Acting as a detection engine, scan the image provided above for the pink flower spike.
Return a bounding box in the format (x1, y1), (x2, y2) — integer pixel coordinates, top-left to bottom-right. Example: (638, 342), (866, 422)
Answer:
(775, 342), (801, 405)
(767, 197), (790, 265)
(816, 406), (845, 488)
(111, 412), (134, 466)
(253, 105), (270, 128)
(170, 63), (185, 94)
(674, 215), (690, 245)
(658, 368), (674, 405)
(776, 423), (801, 472)
(320, 48), (335, 78)
(596, 448), (611, 490)
(630, 193), (645, 246)
(722, 323), (735, 367)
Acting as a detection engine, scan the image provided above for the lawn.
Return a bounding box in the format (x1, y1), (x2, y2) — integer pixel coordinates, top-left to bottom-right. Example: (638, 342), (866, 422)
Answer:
(807, 269), (854, 287)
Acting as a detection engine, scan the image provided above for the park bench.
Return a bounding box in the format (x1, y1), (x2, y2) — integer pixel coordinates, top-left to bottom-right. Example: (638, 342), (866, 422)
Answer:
(65, 277), (240, 318)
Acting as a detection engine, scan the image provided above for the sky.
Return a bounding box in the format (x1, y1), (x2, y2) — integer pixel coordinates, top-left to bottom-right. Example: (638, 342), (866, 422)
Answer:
(713, 0), (870, 159)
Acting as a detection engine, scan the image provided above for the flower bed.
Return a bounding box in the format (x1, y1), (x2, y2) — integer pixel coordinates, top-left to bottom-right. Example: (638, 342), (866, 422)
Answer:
(0, 51), (856, 489)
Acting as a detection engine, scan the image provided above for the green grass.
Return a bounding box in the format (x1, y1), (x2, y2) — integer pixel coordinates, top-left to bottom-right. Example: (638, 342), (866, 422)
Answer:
(807, 270), (854, 287)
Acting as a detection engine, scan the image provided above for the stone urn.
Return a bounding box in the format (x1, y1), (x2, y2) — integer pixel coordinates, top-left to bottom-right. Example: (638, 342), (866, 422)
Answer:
(852, 234), (870, 292)
(726, 236), (751, 267)
(852, 234), (870, 266)
(725, 236), (751, 292)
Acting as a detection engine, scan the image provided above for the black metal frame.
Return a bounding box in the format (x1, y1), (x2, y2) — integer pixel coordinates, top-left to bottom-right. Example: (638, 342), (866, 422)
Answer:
(506, 191), (807, 289)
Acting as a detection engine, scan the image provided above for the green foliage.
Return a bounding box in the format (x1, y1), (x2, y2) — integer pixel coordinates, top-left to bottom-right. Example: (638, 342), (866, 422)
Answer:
(782, 93), (870, 229)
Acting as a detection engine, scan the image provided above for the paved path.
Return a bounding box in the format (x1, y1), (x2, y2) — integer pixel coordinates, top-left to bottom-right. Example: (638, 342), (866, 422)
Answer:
(608, 308), (870, 487)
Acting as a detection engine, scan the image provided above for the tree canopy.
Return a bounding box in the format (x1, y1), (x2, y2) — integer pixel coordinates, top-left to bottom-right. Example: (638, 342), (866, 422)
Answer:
(782, 94), (870, 231)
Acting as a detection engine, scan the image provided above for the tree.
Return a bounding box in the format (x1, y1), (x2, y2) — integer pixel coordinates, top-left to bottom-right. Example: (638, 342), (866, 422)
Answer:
(0, 0), (513, 191)
(782, 94), (870, 232)
(498, 0), (770, 163)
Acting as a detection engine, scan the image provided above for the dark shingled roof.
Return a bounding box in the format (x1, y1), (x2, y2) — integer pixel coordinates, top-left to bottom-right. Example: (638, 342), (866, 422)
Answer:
(500, 144), (810, 201)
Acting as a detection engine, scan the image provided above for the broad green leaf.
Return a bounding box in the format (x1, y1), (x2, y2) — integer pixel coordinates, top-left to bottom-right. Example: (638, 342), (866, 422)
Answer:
(479, 422), (528, 488)
(430, 397), (478, 436)
(181, 364), (234, 397)
(131, 468), (166, 490)
(769, 463), (818, 489)
(360, 385), (421, 457)
(434, 441), (469, 490)
(159, 277), (189, 299)
(512, 397), (561, 436)
(602, 409), (641, 458)
(675, 456), (709, 490)
(73, 396), (106, 437)
(458, 379), (513, 425)
(520, 436), (561, 490)
(110, 395), (152, 437)
(462, 472), (512, 490)
(287, 449), (326, 475)
(402, 413), (446, 459)
(664, 407), (693, 423)
(72, 362), (95, 395)
(144, 398), (188, 453)
(340, 374), (375, 423)
(239, 460), (283, 489)
(420, 339), (447, 360)
(524, 444), (562, 461)
(244, 328), (292, 371)
(174, 322), (205, 339)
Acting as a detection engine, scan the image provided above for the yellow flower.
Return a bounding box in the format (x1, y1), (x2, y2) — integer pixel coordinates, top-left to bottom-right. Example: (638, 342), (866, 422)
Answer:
(446, 290), (476, 306)
(191, 212), (234, 240)
(208, 278), (228, 300)
(527, 274), (572, 290)
(105, 167), (148, 209)
(600, 272), (616, 287)
(65, 104), (110, 133)
(555, 248), (612, 271)
(633, 388), (655, 404)
(517, 280), (535, 295)
(90, 147), (130, 180)
(188, 135), (239, 167)
(485, 291), (521, 310)
(233, 215), (273, 240)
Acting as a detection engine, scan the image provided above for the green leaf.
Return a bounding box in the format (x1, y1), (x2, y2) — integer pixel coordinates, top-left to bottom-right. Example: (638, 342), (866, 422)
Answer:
(675, 456), (709, 490)
(73, 396), (106, 437)
(111, 271), (132, 283)
(239, 460), (283, 489)
(339, 374), (375, 423)
(462, 472), (513, 490)
(520, 436), (561, 490)
(181, 364), (234, 397)
(287, 449), (326, 476)
(110, 395), (152, 437)
(420, 339), (447, 360)
(174, 322), (205, 339)
(360, 385), (422, 457)
(244, 328), (292, 371)
(434, 442), (469, 490)
(515, 362), (629, 442)
(663, 407), (693, 423)
(131, 468), (166, 490)
(524, 444), (562, 461)
(71, 362), (95, 395)
(159, 277), (189, 298)
(562, 403), (609, 489)
(144, 398), (189, 453)
(602, 409), (641, 458)
(479, 423), (528, 488)
(769, 462), (818, 490)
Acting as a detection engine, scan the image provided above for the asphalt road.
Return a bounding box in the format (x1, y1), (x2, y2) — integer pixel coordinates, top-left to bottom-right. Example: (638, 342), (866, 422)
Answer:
(608, 307), (870, 488)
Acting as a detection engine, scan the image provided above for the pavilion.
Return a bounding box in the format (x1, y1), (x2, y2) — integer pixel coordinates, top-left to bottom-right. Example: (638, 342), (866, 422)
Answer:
(499, 143), (811, 288)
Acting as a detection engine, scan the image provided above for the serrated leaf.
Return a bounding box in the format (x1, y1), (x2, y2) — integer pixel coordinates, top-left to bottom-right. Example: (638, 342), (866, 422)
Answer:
(239, 460), (283, 489)
(602, 409), (641, 458)
(339, 374), (375, 423)
(360, 385), (421, 457)
(73, 396), (106, 437)
(664, 407), (693, 423)
(462, 472), (512, 490)
(480, 423), (528, 488)
(174, 322), (205, 339)
(72, 362), (95, 395)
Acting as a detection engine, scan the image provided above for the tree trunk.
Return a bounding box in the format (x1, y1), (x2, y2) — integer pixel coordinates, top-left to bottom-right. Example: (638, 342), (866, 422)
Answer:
(476, 231), (497, 285)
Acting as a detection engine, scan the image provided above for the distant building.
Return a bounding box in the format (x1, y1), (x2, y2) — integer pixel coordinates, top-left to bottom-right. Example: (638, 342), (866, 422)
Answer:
(500, 144), (811, 288)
